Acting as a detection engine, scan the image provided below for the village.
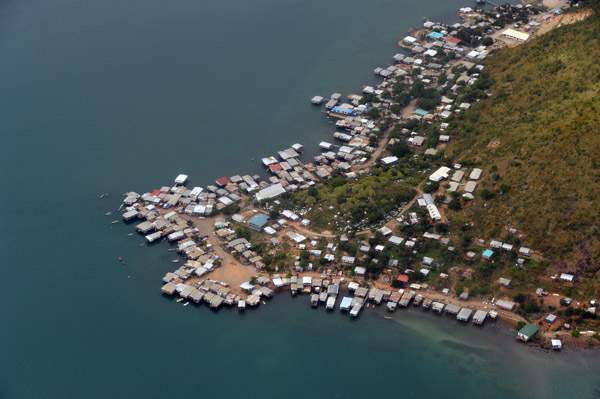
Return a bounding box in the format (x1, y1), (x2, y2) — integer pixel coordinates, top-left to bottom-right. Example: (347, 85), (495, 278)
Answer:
(112, 0), (598, 350)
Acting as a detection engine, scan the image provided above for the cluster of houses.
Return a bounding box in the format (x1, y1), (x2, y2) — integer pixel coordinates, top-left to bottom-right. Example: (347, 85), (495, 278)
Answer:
(117, 1), (580, 353)
(161, 278), (241, 309)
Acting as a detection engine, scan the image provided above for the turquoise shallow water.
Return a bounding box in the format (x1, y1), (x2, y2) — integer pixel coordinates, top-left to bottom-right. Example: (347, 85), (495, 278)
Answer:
(1, 0), (600, 398)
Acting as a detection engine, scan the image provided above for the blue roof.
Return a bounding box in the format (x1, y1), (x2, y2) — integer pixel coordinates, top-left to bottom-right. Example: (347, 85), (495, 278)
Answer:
(413, 109), (429, 116)
(429, 31), (444, 39)
(482, 249), (494, 258)
(248, 213), (269, 228)
(331, 106), (356, 115)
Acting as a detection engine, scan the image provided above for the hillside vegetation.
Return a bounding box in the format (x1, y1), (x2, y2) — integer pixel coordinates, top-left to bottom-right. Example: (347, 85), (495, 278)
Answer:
(447, 14), (600, 287)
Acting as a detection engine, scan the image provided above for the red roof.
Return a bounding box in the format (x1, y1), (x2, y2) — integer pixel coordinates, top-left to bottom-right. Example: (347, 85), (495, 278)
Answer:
(397, 274), (409, 283)
(444, 36), (461, 44)
(151, 189), (161, 197)
(215, 177), (230, 186)
(269, 164), (282, 172)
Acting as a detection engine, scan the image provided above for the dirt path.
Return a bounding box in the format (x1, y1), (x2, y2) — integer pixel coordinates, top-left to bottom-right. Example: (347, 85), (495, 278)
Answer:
(181, 215), (257, 296)
(359, 99), (418, 171)
(289, 223), (337, 238)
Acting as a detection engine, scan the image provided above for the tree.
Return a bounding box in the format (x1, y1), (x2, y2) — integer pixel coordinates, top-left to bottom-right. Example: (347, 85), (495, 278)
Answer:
(438, 72), (447, 85)
(435, 223), (448, 233)
(448, 198), (462, 211)
(423, 181), (440, 193)
(514, 293), (525, 304)
(366, 108), (380, 119)
(482, 37), (493, 46)
(235, 227), (251, 240)
(389, 141), (411, 158)
(565, 306), (574, 316)
(222, 203), (240, 215)
(481, 189), (496, 200)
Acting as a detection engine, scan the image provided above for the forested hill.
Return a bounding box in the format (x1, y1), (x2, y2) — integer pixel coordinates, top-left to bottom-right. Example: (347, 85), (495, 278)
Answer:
(447, 12), (600, 286)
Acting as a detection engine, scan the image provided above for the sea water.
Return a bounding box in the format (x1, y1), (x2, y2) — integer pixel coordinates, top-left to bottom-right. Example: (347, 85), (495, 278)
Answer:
(2, 0), (599, 398)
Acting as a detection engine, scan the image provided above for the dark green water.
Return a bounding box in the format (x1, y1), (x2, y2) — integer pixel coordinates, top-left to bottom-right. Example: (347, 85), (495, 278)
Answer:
(1, 0), (599, 398)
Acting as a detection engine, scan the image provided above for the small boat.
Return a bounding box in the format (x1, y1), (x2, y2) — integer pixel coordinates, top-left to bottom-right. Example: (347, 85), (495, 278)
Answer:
(384, 316), (392, 320)
(127, 233), (134, 236)
(138, 243), (145, 247)
(366, 303), (371, 309)
(104, 212), (112, 216)
(111, 220), (119, 224)
(183, 302), (189, 307)
(250, 157), (255, 161)
(261, 300), (267, 305)
(176, 298), (184, 303)
(172, 259), (179, 263)
(99, 193), (108, 199)
(118, 256), (123, 261)
(168, 248), (176, 252)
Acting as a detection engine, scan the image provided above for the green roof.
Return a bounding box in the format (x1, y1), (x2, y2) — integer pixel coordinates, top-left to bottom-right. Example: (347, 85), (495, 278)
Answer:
(518, 324), (539, 337)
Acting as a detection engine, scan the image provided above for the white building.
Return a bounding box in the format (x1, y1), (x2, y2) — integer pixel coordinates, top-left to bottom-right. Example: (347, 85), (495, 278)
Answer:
(427, 204), (442, 221)
(429, 166), (451, 182)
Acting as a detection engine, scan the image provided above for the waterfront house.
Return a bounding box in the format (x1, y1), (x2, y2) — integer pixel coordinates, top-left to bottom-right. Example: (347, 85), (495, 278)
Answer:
(496, 299), (516, 311)
(517, 324), (539, 342)
(551, 339), (562, 350)
(340, 297), (353, 311)
(445, 304), (461, 315)
(432, 302), (445, 313)
(174, 174), (188, 185)
(473, 310), (488, 325)
(457, 308), (473, 322)
(403, 36), (417, 45)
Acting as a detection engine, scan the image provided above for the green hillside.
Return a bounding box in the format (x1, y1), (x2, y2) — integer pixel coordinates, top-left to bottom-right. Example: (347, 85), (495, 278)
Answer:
(446, 14), (600, 287)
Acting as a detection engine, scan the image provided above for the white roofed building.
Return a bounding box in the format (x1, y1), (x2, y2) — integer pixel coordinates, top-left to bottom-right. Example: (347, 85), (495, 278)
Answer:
(429, 166), (451, 182)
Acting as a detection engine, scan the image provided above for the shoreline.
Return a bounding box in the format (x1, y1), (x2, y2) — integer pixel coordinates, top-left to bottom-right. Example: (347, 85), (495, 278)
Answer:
(112, 0), (594, 351)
